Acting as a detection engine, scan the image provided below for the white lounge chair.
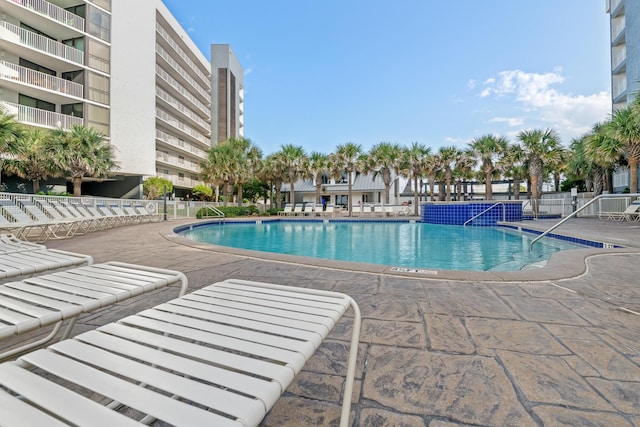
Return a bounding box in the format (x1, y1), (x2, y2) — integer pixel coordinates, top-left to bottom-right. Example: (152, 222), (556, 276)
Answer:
(362, 204), (373, 216)
(323, 204), (335, 217)
(384, 205), (398, 217)
(0, 278), (361, 427)
(278, 204), (293, 216)
(351, 205), (362, 216)
(374, 204), (384, 217)
(303, 203), (315, 216)
(625, 201), (640, 222)
(0, 261), (188, 361)
(292, 204), (303, 216)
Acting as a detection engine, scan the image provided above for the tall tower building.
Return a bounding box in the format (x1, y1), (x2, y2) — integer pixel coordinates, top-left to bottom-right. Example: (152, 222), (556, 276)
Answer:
(606, 0), (640, 110)
(211, 44), (243, 144)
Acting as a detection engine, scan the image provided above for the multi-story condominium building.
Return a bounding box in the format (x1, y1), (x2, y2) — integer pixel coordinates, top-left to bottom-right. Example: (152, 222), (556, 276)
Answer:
(606, 0), (640, 191)
(211, 44), (243, 143)
(0, 0), (111, 156)
(110, 0), (211, 198)
(0, 0), (245, 199)
(606, 0), (640, 110)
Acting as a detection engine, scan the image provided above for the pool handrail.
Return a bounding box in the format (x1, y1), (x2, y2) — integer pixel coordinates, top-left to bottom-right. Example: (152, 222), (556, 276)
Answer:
(529, 193), (640, 251)
(463, 202), (505, 226)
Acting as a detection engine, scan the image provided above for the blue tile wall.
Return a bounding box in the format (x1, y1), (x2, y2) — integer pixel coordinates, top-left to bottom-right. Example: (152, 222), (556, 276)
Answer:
(422, 202), (523, 226)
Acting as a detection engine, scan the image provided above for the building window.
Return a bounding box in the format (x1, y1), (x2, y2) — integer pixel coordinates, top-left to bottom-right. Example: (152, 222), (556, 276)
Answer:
(61, 103), (83, 118)
(19, 94), (55, 112)
(18, 58), (55, 76)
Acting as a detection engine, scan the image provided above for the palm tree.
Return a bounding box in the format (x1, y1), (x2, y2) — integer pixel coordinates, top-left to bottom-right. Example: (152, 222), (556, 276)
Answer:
(400, 142), (431, 215)
(585, 121), (624, 194)
(363, 142), (402, 204)
(201, 143), (235, 205)
(606, 105), (640, 193)
(6, 128), (54, 193)
(257, 154), (286, 209)
(331, 142), (363, 217)
(48, 125), (118, 197)
(0, 110), (24, 188)
(278, 144), (307, 207)
(498, 143), (527, 200)
(307, 152), (329, 205)
(423, 152), (440, 202)
(227, 138), (263, 207)
(437, 145), (459, 202)
(469, 134), (508, 200)
(517, 129), (562, 217)
(453, 149), (476, 201)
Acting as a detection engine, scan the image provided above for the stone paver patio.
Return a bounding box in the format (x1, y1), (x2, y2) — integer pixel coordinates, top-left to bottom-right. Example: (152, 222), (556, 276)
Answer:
(4, 217), (640, 426)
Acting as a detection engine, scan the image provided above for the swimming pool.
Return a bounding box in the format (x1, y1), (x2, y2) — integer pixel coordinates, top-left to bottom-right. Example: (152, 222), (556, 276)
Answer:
(178, 220), (588, 272)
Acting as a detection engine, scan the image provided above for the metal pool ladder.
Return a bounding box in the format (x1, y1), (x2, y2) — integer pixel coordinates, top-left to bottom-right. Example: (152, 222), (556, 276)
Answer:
(463, 202), (505, 226)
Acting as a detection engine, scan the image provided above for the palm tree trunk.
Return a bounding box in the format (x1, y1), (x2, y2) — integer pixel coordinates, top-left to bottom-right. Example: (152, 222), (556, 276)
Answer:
(289, 181), (295, 207)
(530, 174), (539, 217)
(237, 184), (243, 207)
(485, 170), (493, 200)
(514, 178), (521, 200)
(73, 176), (82, 197)
(33, 179), (39, 194)
(348, 174), (353, 217)
(384, 184), (390, 205)
(413, 176), (419, 215)
(629, 158), (639, 194)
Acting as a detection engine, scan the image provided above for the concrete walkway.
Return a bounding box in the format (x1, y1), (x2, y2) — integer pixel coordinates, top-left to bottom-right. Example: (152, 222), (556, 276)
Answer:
(16, 217), (640, 426)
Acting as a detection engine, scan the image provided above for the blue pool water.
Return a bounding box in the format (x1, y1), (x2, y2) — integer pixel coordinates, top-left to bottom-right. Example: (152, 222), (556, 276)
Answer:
(179, 221), (587, 271)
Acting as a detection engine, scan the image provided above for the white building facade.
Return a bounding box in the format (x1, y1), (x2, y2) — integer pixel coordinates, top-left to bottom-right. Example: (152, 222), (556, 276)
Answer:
(606, 0), (640, 192)
(0, 0), (249, 199)
(0, 0), (111, 148)
(111, 0), (211, 198)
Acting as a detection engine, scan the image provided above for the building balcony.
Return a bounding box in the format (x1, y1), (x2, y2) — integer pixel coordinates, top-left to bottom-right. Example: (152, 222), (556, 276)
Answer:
(0, 21), (84, 66)
(156, 108), (210, 147)
(156, 23), (209, 89)
(156, 43), (210, 104)
(5, 0), (85, 34)
(156, 65), (210, 116)
(0, 100), (83, 129)
(156, 86), (210, 134)
(156, 172), (202, 189)
(155, 151), (201, 174)
(0, 60), (83, 102)
(156, 129), (206, 158)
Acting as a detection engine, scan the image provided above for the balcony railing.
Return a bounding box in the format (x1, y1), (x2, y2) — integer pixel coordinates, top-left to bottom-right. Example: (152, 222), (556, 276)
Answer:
(0, 21), (84, 65)
(156, 129), (206, 158)
(10, 0), (85, 32)
(0, 61), (83, 98)
(156, 65), (209, 115)
(156, 43), (210, 101)
(156, 23), (209, 87)
(156, 108), (210, 146)
(156, 86), (210, 131)
(0, 101), (83, 129)
(155, 151), (201, 174)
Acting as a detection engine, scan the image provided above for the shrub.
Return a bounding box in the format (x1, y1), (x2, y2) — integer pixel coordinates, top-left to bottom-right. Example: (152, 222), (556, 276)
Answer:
(143, 177), (172, 199)
(196, 205), (257, 219)
(191, 184), (213, 201)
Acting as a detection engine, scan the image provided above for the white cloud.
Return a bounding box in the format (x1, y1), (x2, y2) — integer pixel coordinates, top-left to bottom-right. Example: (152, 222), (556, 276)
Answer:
(488, 117), (524, 127)
(477, 69), (610, 142)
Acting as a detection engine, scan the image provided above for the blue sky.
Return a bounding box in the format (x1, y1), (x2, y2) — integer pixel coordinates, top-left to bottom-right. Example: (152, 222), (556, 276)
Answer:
(163, 0), (612, 156)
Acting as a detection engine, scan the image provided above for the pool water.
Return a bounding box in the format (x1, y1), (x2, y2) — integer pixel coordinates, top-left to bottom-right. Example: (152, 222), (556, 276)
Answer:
(180, 221), (586, 272)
